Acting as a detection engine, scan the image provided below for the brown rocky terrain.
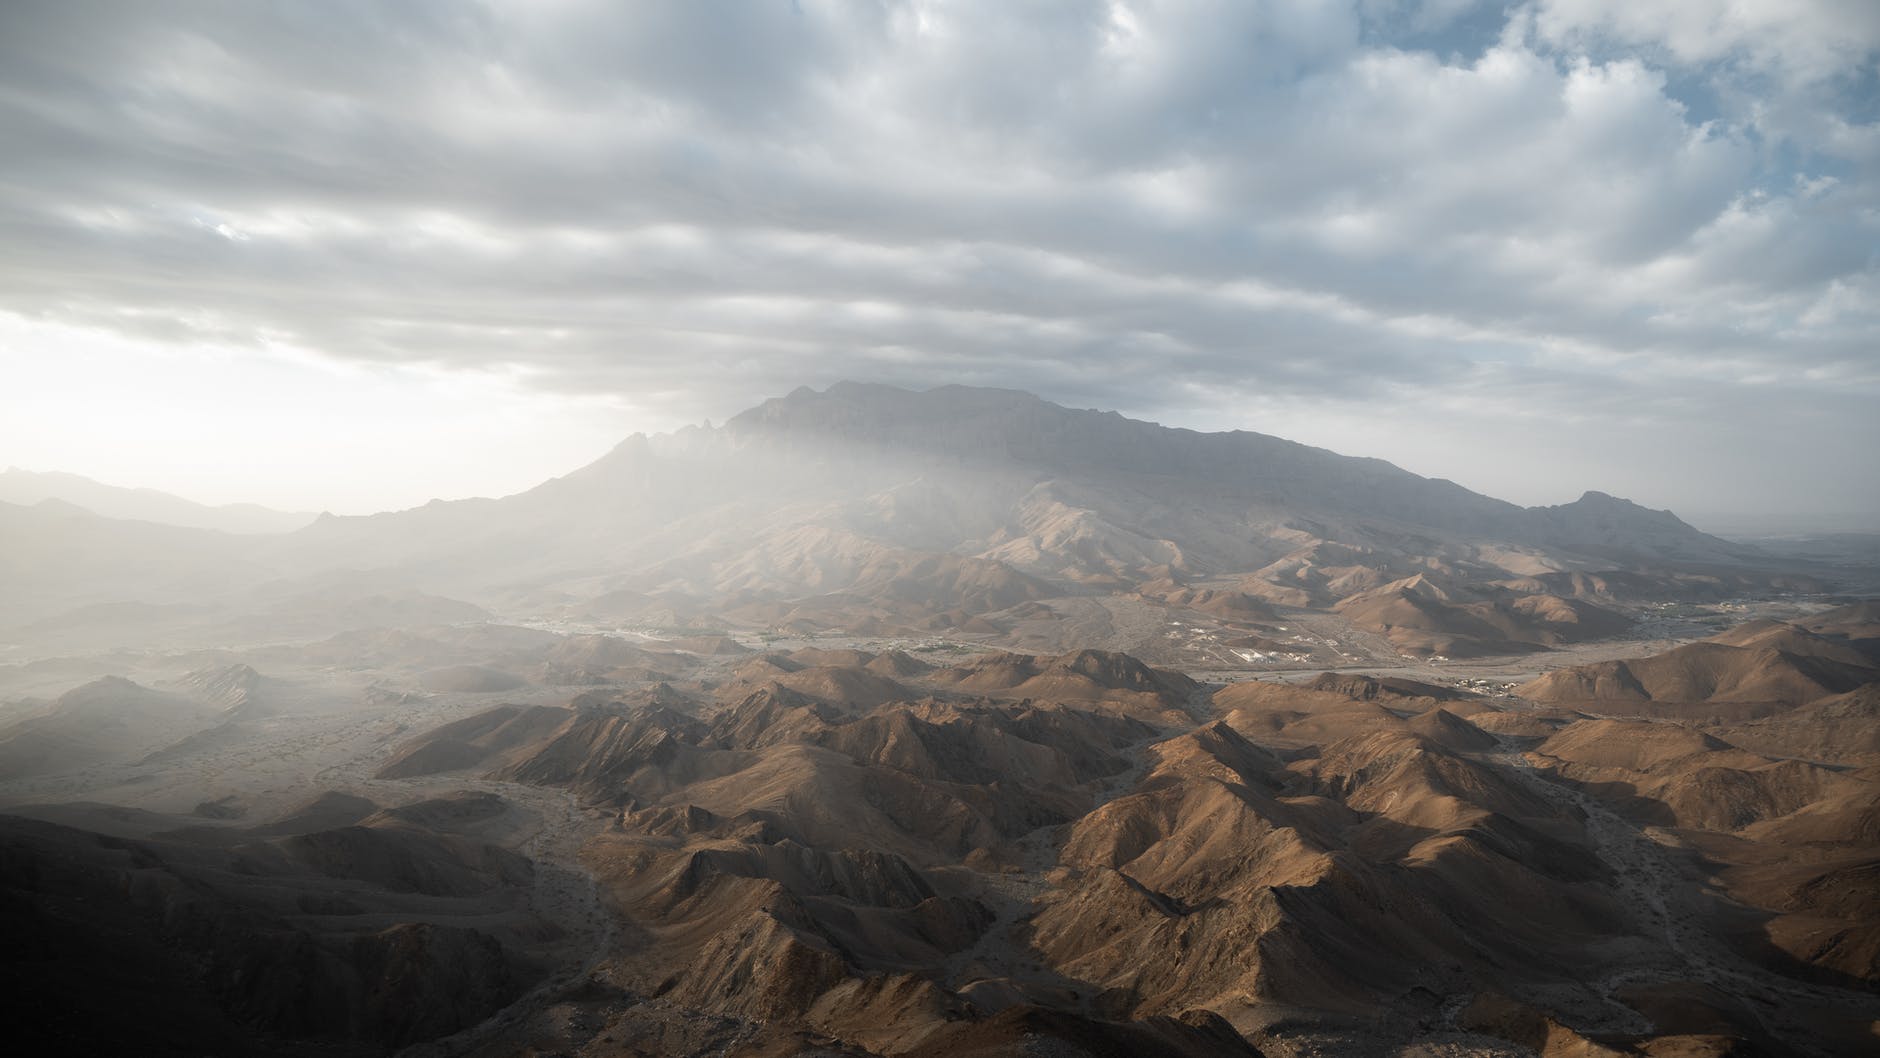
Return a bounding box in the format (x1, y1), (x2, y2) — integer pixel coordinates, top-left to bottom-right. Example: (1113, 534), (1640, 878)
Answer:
(1516, 604), (1880, 717)
(3, 385), (1876, 1057)
(1487, 606), (1880, 1054)
(1333, 574), (1636, 658)
(342, 626), (1880, 1057)
(4, 601), (1876, 1056)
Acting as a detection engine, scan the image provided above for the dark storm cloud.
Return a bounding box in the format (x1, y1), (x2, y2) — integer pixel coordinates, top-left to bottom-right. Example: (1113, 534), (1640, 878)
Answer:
(0, 1), (1875, 516)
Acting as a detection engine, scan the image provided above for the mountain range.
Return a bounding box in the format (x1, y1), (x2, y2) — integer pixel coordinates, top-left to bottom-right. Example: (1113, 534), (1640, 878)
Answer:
(0, 383), (1821, 659)
(0, 467), (316, 534)
(3, 383), (1876, 1058)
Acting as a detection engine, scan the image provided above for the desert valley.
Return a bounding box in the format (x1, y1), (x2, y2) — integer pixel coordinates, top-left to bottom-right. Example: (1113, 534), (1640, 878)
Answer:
(3, 383), (1877, 1058)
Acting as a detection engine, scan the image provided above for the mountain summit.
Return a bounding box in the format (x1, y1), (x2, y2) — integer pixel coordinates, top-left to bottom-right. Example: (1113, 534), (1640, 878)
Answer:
(647, 382), (1742, 563)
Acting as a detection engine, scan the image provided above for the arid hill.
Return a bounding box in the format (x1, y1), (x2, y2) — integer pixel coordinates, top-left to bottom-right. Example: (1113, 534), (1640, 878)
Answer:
(344, 645), (1880, 1056)
(1528, 717), (1880, 991)
(1333, 573), (1634, 658)
(1710, 683), (1880, 765)
(0, 675), (217, 776)
(1517, 606), (1880, 714)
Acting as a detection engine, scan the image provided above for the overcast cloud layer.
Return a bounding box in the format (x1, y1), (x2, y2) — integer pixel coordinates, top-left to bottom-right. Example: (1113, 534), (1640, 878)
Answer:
(0, 1), (1875, 527)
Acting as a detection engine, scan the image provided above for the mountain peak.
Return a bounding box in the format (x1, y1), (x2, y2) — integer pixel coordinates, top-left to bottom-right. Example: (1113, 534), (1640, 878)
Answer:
(557, 382), (1752, 568)
(1549, 490), (1683, 523)
(1571, 490), (1646, 509)
(1524, 488), (1756, 563)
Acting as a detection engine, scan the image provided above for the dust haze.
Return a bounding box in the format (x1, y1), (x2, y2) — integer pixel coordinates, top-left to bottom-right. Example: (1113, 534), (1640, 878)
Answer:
(4, 382), (1879, 1058)
(6, 2), (1880, 1057)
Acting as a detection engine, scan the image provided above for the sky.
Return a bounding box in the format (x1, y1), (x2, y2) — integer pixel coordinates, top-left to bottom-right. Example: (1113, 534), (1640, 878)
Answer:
(0, 1), (1875, 531)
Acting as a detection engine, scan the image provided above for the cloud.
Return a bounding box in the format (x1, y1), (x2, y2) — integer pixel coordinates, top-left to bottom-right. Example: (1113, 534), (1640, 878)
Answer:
(0, 0), (1874, 522)
(1531, 0), (1880, 81)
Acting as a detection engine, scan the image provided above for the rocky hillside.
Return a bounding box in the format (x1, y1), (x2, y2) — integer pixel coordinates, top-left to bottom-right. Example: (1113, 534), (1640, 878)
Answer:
(356, 642), (1879, 1056)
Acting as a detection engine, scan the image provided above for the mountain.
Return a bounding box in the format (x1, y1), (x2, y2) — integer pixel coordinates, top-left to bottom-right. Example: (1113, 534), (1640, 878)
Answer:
(0, 467), (315, 534)
(1518, 606), (1880, 714)
(0, 384), (1813, 658)
(7, 384), (1876, 1058)
(716, 384), (1745, 553)
(288, 382), (1758, 574)
(267, 384), (1775, 641)
(623, 382), (1757, 568)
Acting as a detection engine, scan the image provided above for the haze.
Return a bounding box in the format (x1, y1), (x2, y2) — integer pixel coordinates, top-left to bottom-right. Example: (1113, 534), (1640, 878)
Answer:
(6, 379), (1880, 1057)
(1, 1), (1875, 528)
(10, 7), (1880, 1055)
